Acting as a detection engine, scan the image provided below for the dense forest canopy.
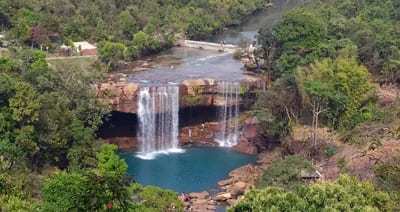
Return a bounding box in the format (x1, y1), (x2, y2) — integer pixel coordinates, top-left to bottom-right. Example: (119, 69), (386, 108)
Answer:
(252, 0), (400, 139)
(0, 0), (265, 58)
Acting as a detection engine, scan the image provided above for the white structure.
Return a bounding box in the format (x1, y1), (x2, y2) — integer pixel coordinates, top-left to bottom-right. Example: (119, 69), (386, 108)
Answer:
(73, 41), (97, 56)
(177, 40), (237, 53)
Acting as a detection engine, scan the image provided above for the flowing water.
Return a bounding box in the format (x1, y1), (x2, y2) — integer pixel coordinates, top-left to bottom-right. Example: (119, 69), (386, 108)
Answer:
(117, 0), (310, 84)
(114, 0), (307, 194)
(216, 82), (240, 147)
(137, 84), (183, 159)
(208, 0), (312, 44)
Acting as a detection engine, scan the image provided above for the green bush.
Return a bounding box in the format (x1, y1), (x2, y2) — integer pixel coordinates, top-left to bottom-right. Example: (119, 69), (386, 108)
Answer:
(97, 41), (126, 70)
(324, 145), (337, 157)
(256, 155), (314, 191)
(230, 175), (394, 212)
(374, 160), (400, 205)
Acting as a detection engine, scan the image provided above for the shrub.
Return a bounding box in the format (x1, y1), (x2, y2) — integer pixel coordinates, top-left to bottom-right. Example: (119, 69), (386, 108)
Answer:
(230, 175), (394, 212)
(256, 155), (314, 191)
(324, 145), (337, 157)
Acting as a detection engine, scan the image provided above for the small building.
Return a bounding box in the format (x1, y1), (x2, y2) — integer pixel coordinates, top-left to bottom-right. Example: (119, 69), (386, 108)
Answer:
(0, 34), (5, 57)
(301, 170), (321, 184)
(60, 44), (71, 56)
(0, 34), (5, 46)
(73, 41), (97, 56)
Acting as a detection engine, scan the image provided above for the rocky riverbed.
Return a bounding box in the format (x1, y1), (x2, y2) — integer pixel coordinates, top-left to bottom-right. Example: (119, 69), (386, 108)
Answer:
(180, 150), (280, 211)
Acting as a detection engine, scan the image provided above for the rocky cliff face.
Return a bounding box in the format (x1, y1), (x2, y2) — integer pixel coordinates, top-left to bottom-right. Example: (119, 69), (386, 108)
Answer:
(96, 75), (265, 114)
(232, 116), (269, 154)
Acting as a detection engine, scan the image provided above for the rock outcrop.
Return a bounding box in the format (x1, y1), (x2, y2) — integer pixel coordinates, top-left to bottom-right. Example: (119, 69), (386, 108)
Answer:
(212, 151), (281, 207)
(231, 116), (269, 155)
(97, 76), (265, 114)
(181, 191), (216, 212)
(106, 137), (138, 150)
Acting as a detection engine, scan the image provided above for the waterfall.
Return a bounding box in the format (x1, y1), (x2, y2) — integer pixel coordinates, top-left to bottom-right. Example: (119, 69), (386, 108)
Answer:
(215, 81), (240, 147)
(137, 84), (182, 159)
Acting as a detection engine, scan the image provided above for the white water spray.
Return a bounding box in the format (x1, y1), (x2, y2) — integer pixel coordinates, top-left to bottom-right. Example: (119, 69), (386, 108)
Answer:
(137, 85), (183, 159)
(215, 81), (240, 147)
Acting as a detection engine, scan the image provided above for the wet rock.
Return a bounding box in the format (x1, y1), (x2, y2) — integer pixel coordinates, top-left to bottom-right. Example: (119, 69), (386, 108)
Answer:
(242, 124), (259, 139)
(105, 137), (138, 150)
(218, 179), (232, 186)
(190, 199), (213, 212)
(214, 192), (232, 201)
(232, 140), (258, 154)
(189, 191), (209, 199)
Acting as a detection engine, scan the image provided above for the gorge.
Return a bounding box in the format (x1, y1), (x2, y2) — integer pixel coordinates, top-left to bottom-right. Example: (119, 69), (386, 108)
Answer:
(2, 0), (399, 210)
(97, 0), (309, 203)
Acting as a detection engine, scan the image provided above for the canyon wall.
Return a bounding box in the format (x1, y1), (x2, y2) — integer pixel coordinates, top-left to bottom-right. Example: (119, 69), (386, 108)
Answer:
(96, 76), (265, 114)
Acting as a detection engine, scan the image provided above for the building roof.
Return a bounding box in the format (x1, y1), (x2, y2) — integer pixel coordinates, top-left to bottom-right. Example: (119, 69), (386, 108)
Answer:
(301, 170), (320, 178)
(73, 41), (96, 50)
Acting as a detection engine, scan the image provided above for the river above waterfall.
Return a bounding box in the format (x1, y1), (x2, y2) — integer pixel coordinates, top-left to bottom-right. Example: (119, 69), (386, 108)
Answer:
(207, 0), (311, 44)
(115, 0), (309, 83)
(112, 0), (304, 197)
(119, 147), (257, 193)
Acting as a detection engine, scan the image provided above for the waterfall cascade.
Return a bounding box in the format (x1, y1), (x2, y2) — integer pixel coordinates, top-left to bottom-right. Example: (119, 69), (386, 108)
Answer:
(137, 84), (182, 159)
(215, 81), (240, 147)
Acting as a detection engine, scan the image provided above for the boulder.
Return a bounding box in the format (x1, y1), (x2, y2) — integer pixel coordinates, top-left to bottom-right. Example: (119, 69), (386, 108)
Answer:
(218, 179), (232, 186)
(190, 199), (211, 212)
(191, 199), (208, 205)
(232, 140), (258, 154)
(214, 192), (232, 201)
(189, 191), (209, 199)
(227, 199), (237, 206)
(233, 182), (248, 190)
(207, 205), (216, 210)
(242, 124), (259, 139)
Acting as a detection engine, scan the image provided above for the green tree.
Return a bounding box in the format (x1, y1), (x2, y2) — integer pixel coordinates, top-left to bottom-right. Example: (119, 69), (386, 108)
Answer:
(98, 41), (126, 70)
(42, 144), (131, 211)
(8, 8), (39, 46)
(252, 77), (300, 138)
(119, 10), (137, 40)
(130, 184), (184, 212)
(0, 57), (13, 72)
(41, 172), (90, 211)
(374, 158), (400, 204)
(297, 49), (373, 131)
(133, 31), (146, 48)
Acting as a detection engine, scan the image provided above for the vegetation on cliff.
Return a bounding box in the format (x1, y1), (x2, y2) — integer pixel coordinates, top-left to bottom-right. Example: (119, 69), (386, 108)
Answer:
(252, 0), (399, 145)
(256, 156), (314, 191)
(229, 175), (394, 212)
(0, 50), (183, 210)
(242, 0), (400, 210)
